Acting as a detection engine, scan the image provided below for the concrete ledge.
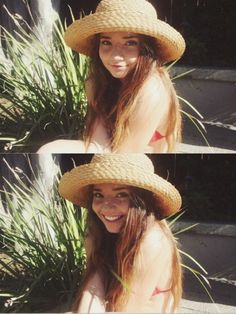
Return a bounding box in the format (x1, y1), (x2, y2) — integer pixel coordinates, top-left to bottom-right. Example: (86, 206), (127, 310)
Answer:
(170, 66), (236, 83)
(180, 299), (236, 313)
(177, 142), (236, 153)
(172, 221), (236, 237)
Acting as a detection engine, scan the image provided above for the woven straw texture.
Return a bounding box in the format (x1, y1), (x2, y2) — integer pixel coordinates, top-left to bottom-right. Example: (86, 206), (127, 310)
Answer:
(64, 0), (186, 64)
(59, 154), (181, 218)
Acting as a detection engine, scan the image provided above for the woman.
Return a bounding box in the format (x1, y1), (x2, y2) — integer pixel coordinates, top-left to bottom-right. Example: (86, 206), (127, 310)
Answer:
(59, 154), (183, 312)
(38, 0), (186, 153)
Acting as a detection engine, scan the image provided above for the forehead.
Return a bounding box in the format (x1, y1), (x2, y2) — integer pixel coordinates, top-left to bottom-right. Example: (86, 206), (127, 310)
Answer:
(93, 183), (130, 190)
(99, 31), (139, 39)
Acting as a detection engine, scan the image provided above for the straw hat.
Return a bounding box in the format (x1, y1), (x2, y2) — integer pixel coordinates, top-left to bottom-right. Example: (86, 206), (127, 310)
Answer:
(59, 154), (181, 218)
(64, 0), (186, 64)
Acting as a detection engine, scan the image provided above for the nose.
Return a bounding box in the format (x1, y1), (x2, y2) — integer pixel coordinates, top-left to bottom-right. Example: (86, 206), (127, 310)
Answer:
(101, 198), (117, 211)
(110, 44), (124, 61)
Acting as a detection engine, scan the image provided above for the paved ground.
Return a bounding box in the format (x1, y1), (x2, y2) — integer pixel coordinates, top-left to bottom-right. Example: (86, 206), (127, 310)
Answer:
(179, 120), (236, 153)
(178, 143), (236, 153)
(180, 299), (236, 313)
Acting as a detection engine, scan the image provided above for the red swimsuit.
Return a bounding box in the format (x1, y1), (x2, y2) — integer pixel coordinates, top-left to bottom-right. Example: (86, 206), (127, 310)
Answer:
(149, 131), (165, 144)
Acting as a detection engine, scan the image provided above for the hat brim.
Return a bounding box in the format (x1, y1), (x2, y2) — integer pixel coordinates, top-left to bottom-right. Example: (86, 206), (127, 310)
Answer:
(59, 161), (182, 218)
(64, 11), (186, 64)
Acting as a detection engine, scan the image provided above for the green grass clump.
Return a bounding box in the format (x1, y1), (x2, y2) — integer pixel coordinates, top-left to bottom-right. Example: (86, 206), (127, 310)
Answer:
(0, 8), (88, 152)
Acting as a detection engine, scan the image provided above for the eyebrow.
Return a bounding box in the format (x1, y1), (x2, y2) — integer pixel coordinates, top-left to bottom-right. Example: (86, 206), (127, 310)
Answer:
(93, 186), (129, 191)
(99, 35), (139, 40)
(123, 36), (139, 39)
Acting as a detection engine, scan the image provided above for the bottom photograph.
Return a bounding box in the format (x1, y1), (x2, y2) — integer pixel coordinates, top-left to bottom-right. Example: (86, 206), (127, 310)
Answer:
(0, 153), (236, 313)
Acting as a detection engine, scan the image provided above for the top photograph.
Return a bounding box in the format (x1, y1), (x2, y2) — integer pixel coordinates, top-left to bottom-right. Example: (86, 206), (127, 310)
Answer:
(0, 0), (235, 153)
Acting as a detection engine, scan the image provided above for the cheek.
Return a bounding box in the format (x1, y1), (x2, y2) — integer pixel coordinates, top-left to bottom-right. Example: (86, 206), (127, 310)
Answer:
(99, 47), (108, 63)
(126, 46), (140, 57)
(92, 200), (100, 215)
(98, 46), (103, 58)
(121, 200), (130, 214)
(125, 51), (139, 67)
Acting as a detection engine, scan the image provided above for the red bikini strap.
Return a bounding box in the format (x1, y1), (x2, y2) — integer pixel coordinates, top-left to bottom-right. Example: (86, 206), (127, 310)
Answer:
(152, 286), (171, 296)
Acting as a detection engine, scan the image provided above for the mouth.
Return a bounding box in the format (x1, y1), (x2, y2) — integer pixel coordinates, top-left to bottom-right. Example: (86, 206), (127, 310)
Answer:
(111, 64), (125, 68)
(103, 215), (124, 222)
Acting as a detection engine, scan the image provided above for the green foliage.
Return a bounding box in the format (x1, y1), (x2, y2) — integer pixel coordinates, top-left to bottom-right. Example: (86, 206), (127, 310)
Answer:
(0, 11), (88, 152)
(0, 157), (87, 312)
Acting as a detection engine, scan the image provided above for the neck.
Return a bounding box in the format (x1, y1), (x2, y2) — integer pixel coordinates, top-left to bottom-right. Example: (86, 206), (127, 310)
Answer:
(146, 214), (156, 227)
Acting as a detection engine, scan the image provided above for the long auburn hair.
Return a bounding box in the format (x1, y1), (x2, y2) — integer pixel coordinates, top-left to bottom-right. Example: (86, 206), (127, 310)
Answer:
(72, 187), (182, 312)
(84, 34), (182, 152)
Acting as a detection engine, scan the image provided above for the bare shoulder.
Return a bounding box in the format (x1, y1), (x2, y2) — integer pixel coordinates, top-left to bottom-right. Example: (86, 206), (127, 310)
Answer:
(133, 221), (174, 282)
(142, 71), (167, 93)
(137, 71), (170, 109)
(140, 222), (173, 260)
(37, 139), (84, 153)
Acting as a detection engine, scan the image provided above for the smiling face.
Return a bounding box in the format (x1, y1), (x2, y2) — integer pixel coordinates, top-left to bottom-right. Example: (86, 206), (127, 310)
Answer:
(92, 183), (131, 233)
(98, 31), (141, 79)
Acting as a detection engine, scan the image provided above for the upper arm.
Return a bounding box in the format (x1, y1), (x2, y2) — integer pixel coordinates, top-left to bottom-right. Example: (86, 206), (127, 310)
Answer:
(117, 75), (170, 152)
(37, 140), (76, 153)
(121, 230), (173, 311)
(37, 140), (87, 153)
(37, 140), (62, 153)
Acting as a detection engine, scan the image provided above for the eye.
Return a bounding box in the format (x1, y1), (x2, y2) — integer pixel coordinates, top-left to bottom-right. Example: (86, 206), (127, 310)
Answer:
(116, 192), (130, 198)
(93, 192), (103, 199)
(125, 40), (139, 47)
(100, 40), (111, 46)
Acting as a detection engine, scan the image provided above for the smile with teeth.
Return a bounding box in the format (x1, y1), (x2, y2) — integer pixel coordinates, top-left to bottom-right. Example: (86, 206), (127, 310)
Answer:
(103, 215), (123, 222)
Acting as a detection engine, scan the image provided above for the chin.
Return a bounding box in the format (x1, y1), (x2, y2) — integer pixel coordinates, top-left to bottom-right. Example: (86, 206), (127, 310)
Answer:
(105, 223), (123, 233)
(106, 226), (121, 234)
(111, 73), (127, 79)
(102, 217), (126, 233)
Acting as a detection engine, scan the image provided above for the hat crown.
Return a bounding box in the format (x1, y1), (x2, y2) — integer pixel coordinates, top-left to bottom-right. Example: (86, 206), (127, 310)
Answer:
(91, 154), (154, 173)
(96, 0), (158, 20)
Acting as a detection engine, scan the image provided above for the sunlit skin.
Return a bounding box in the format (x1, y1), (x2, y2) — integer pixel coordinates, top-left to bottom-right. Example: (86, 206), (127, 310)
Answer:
(92, 183), (131, 233)
(99, 31), (141, 79)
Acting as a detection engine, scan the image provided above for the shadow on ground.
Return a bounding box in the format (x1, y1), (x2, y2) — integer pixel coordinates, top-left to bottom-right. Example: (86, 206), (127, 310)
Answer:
(183, 274), (236, 307)
(183, 119), (236, 151)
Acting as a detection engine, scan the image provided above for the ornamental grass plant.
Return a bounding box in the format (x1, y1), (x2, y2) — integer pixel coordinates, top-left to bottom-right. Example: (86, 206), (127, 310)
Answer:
(0, 7), (88, 152)
(0, 156), (87, 312)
